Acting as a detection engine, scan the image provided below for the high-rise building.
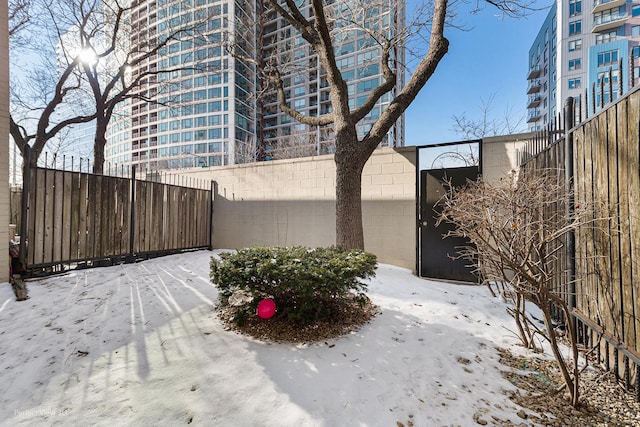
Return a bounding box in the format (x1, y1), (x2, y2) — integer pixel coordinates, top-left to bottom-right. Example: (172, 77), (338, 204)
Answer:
(527, 0), (640, 131)
(259, 0), (405, 160)
(105, 0), (404, 172)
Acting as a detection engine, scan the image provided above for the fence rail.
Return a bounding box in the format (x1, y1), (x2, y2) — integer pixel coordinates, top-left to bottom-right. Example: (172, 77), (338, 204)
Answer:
(521, 89), (640, 399)
(17, 147), (213, 274)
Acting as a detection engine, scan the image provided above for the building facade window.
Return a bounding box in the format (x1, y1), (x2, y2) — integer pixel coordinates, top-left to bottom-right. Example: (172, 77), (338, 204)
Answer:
(596, 30), (618, 44)
(569, 58), (581, 70)
(597, 49), (618, 66)
(569, 0), (581, 16)
(569, 20), (581, 36)
(568, 39), (582, 51)
(568, 78), (581, 89)
(594, 7), (627, 25)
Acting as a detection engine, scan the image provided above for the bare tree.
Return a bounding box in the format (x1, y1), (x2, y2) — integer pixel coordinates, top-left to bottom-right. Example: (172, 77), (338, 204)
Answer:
(266, 127), (331, 160)
(257, 0), (535, 249)
(451, 93), (526, 140)
(9, 0), (43, 49)
(74, 0), (217, 173)
(10, 51), (96, 167)
(10, 0), (217, 172)
(438, 169), (594, 407)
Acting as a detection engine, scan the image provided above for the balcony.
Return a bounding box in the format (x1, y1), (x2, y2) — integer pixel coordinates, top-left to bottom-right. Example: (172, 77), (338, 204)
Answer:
(527, 109), (542, 123)
(592, 12), (627, 33)
(527, 65), (541, 79)
(527, 95), (542, 108)
(527, 79), (542, 94)
(592, 0), (626, 14)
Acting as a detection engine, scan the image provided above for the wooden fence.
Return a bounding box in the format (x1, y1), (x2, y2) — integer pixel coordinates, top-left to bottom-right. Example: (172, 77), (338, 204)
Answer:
(17, 153), (213, 274)
(521, 90), (640, 400)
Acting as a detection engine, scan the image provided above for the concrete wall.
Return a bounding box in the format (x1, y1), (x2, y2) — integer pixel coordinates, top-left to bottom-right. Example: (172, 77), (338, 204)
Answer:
(0, 0), (9, 282)
(179, 147), (417, 270)
(176, 136), (531, 273)
(481, 132), (533, 184)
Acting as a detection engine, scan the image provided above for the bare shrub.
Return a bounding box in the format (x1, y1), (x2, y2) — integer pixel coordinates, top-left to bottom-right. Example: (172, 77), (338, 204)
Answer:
(438, 169), (592, 407)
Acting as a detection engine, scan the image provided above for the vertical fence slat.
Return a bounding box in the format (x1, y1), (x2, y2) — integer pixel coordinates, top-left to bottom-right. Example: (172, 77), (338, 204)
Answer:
(627, 93), (640, 357)
(52, 170), (64, 264)
(144, 181), (153, 254)
(152, 182), (163, 252)
(61, 171), (72, 262)
(86, 174), (97, 260)
(594, 112), (618, 373)
(607, 104), (626, 376)
(584, 119), (598, 325)
(171, 186), (179, 250)
(118, 175), (129, 256)
(574, 124), (587, 314)
(43, 169), (55, 265)
(70, 172), (80, 261)
(31, 168), (44, 266)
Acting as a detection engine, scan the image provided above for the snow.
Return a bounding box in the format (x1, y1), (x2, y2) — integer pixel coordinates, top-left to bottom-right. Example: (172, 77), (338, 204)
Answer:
(0, 250), (537, 426)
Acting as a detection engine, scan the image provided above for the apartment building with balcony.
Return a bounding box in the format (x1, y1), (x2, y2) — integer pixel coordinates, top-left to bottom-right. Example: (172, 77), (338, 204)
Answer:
(105, 0), (404, 171)
(527, 5), (557, 132)
(527, 0), (640, 131)
(259, 0), (405, 159)
(106, 0), (257, 172)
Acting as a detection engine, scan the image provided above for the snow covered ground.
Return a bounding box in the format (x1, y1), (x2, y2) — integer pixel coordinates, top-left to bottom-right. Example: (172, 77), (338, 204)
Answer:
(0, 250), (537, 426)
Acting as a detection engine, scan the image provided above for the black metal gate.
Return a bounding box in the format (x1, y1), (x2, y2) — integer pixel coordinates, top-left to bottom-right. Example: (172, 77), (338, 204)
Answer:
(418, 166), (478, 282)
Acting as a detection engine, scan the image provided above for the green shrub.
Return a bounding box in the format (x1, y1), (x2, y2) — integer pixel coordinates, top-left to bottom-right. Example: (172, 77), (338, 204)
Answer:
(210, 246), (377, 324)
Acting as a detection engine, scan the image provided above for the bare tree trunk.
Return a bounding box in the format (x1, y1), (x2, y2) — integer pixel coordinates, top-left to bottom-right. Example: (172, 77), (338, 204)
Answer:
(93, 118), (107, 174)
(335, 157), (365, 249)
(335, 125), (366, 249)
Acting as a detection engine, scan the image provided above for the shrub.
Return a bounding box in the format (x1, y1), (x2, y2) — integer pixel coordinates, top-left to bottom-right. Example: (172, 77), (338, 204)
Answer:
(210, 246), (377, 324)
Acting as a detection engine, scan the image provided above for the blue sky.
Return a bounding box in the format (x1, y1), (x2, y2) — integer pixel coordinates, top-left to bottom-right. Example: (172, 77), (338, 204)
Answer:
(404, 2), (552, 146)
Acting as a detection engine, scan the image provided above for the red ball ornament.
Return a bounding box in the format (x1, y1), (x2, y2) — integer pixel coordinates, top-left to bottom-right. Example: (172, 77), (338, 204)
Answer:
(256, 298), (276, 319)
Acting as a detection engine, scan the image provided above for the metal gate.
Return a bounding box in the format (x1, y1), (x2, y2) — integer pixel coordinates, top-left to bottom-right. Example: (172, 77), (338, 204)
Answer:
(418, 165), (479, 282)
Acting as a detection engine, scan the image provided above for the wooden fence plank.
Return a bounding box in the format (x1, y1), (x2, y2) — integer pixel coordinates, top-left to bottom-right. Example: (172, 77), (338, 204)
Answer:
(171, 186), (179, 250)
(627, 93), (640, 353)
(61, 171), (72, 261)
(583, 120), (597, 323)
(51, 170), (64, 263)
(574, 125), (588, 313)
(595, 112), (618, 342)
(186, 189), (194, 249)
(43, 169), (56, 264)
(117, 176), (130, 256)
(618, 97), (635, 355)
(86, 174), (97, 260)
(151, 182), (164, 252)
(95, 175), (105, 258)
(69, 172), (80, 261)
(78, 173), (89, 260)
(28, 168), (40, 266)
(134, 180), (144, 254)
(144, 181), (153, 253)
(102, 175), (111, 257)
(607, 105), (626, 375)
